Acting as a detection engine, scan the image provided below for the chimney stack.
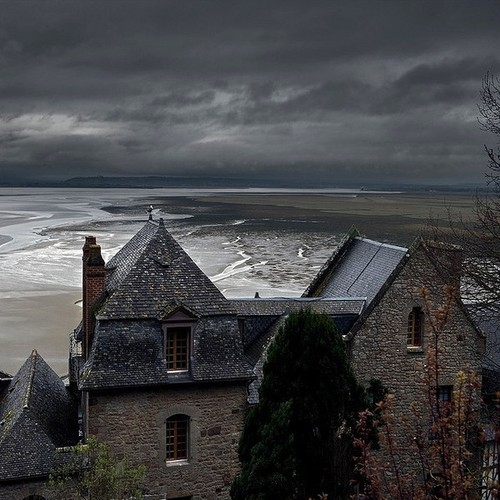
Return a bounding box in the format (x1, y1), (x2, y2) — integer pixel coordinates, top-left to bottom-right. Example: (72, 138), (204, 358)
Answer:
(82, 236), (105, 359)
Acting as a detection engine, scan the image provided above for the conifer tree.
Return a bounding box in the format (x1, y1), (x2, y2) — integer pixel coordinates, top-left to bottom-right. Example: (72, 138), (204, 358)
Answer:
(231, 309), (365, 499)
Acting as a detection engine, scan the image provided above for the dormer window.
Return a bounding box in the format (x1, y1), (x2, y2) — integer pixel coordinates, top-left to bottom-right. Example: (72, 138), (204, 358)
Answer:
(162, 308), (197, 373)
(407, 307), (424, 347)
(165, 325), (190, 371)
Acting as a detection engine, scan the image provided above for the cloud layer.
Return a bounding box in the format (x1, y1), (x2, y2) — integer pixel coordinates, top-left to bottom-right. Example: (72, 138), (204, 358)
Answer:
(1, 1), (500, 185)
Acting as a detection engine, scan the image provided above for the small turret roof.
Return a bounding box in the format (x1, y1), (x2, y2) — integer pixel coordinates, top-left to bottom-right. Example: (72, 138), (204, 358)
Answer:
(99, 219), (235, 319)
(0, 351), (77, 481)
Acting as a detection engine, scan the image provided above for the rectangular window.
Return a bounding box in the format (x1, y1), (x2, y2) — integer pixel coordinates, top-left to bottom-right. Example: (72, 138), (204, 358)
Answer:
(430, 385), (454, 440)
(166, 415), (189, 461)
(437, 385), (453, 408)
(165, 326), (190, 371)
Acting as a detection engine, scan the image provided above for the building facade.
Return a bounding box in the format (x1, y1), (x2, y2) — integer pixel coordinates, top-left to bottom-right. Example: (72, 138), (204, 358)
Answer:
(0, 221), (490, 499)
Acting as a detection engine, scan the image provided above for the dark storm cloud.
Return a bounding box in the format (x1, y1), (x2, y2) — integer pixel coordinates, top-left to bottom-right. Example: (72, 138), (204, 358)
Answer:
(1, 0), (500, 185)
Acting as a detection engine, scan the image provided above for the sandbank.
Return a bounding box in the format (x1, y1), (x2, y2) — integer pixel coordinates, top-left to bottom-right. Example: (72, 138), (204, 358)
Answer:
(0, 289), (81, 376)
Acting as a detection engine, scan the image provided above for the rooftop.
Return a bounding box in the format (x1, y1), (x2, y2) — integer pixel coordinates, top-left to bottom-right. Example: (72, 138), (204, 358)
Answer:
(304, 236), (407, 306)
(0, 351), (77, 481)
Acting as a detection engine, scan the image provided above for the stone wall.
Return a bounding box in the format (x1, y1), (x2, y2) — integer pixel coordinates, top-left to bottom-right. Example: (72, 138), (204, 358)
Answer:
(349, 244), (484, 469)
(87, 382), (248, 499)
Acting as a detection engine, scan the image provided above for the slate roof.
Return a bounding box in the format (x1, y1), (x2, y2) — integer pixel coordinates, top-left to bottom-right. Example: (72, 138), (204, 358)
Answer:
(99, 219), (235, 319)
(79, 220), (253, 389)
(0, 351), (78, 482)
(232, 297), (364, 349)
(80, 317), (254, 390)
(247, 316), (286, 405)
(304, 235), (407, 306)
(230, 297), (365, 317)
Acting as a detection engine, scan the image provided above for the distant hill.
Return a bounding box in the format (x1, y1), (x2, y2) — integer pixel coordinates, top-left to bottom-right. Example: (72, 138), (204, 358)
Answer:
(0, 175), (488, 192)
(61, 175), (282, 189)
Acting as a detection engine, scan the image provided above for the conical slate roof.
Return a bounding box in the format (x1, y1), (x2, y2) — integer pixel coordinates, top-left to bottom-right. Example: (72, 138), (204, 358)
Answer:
(99, 219), (235, 319)
(0, 351), (77, 481)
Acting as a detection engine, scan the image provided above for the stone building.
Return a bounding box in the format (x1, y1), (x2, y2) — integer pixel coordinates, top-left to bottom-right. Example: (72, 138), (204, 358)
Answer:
(0, 221), (490, 499)
(74, 220), (254, 499)
(247, 232), (485, 463)
(303, 232), (486, 473)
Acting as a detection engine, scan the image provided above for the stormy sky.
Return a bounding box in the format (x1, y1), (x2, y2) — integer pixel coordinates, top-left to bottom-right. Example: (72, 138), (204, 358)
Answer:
(1, 1), (500, 186)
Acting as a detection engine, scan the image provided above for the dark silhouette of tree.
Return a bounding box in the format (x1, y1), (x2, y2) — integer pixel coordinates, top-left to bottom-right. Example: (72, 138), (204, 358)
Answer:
(231, 309), (365, 500)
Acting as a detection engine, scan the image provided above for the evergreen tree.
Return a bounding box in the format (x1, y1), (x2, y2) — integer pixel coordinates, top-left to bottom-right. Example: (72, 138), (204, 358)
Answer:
(231, 309), (365, 499)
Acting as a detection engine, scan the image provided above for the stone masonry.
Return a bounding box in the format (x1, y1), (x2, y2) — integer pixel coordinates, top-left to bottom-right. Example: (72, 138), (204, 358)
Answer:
(349, 244), (484, 471)
(87, 382), (248, 499)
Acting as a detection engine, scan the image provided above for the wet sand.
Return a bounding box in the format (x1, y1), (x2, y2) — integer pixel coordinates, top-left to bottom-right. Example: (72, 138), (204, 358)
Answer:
(0, 290), (81, 376)
(146, 191), (477, 246)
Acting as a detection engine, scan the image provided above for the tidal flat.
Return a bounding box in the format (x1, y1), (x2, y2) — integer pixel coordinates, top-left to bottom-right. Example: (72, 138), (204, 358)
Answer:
(142, 191), (477, 246)
(0, 188), (478, 375)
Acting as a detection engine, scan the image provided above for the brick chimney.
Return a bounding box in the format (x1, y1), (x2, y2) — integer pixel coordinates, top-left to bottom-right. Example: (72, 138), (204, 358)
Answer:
(82, 236), (105, 359)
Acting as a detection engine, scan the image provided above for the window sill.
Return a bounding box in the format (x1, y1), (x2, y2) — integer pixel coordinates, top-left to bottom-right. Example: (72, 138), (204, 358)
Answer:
(407, 346), (424, 354)
(166, 459), (190, 468)
(166, 371), (191, 383)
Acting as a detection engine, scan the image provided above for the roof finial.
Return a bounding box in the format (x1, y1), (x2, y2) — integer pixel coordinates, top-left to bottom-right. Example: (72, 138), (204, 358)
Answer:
(147, 205), (154, 221)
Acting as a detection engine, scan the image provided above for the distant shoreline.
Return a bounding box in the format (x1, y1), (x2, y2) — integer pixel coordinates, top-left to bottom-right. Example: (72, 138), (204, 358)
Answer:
(0, 175), (488, 193)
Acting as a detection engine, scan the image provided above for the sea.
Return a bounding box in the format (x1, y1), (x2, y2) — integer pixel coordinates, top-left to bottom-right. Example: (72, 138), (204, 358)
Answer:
(0, 187), (352, 375)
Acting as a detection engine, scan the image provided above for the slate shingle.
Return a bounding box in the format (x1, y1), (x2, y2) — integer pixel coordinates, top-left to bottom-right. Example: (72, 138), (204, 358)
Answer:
(305, 236), (407, 306)
(99, 220), (235, 319)
(230, 297), (365, 317)
(0, 351), (78, 481)
(80, 318), (254, 389)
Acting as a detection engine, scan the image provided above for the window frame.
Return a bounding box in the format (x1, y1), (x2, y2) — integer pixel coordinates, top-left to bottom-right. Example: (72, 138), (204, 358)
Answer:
(158, 405), (200, 467)
(163, 322), (192, 372)
(407, 306), (424, 348)
(166, 414), (190, 463)
(436, 384), (453, 412)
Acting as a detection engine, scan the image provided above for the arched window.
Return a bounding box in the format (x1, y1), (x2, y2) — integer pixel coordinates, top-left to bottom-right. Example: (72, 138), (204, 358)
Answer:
(166, 414), (189, 461)
(407, 307), (424, 347)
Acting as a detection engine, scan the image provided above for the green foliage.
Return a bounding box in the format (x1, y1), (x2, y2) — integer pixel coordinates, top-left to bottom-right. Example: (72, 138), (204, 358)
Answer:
(231, 309), (366, 499)
(45, 437), (146, 500)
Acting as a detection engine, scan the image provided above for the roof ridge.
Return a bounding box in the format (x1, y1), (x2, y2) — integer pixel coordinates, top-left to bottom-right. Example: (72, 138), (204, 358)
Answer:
(355, 236), (407, 252)
(22, 349), (38, 410)
(230, 296), (367, 303)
